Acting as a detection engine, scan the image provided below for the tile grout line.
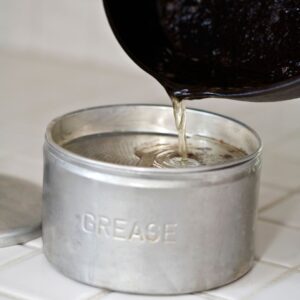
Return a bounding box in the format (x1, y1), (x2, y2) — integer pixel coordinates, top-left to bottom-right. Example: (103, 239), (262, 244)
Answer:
(258, 197), (289, 213)
(254, 256), (295, 270)
(0, 249), (41, 272)
(260, 180), (291, 191)
(254, 259), (289, 270)
(242, 266), (300, 300)
(0, 47), (142, 81)
(0, 289), (31, 300)
(199, 260), (294, 300)
(258, 186), (300, 213)
(260, 180), (294, 191)
(23, 244), (43, 251)
(85, 290), (111, 300)
(261, 175), (300, 191)
(258, 217), (300, 231)
(194, 292), (229, 300)
(258, 193), (291, 213)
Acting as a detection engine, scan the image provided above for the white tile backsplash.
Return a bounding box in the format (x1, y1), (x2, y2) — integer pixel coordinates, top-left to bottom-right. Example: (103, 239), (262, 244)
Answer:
(260, 193), (300, 228)
(206, 262), (286, 300)
(258, 185), (288, 210)
(248, 271), (300, 300)
(0, 293), (17, 300)
(0, 155), (43, 186)
(0, 48), (300, 300)
(0, 254), (101, 300)
(86, 291), (110, 300)
(25, 237), (43, 250)
(0, 246), (34, 267)
(267, 131), (300, 165)
(256, 221), (300, 267)
(260, 153), (300, 190)
(0, 0), (140, 74)
(241, 101), (300, 146)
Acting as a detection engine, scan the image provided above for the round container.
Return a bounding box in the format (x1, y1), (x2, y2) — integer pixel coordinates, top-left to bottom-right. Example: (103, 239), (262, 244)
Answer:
(43, 104), (262, 295)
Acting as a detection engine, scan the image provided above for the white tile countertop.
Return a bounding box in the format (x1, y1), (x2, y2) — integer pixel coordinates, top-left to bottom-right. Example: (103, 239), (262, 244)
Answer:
(1, 49), (300, 300)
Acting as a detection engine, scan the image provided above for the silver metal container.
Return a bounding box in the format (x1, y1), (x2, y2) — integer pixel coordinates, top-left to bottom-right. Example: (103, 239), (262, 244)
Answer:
(43, 104), (262, 295)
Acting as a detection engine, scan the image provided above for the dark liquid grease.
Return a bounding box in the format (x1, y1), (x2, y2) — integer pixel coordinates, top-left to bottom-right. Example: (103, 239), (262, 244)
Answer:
(103, 0), (300, 166)
(64, 133), (247, 168)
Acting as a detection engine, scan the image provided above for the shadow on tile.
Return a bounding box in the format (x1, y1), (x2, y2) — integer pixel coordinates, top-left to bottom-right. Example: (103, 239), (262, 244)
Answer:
(0, 174), (42, 247)
(255, 220), (280, 258)
(260, 193), (300, 228)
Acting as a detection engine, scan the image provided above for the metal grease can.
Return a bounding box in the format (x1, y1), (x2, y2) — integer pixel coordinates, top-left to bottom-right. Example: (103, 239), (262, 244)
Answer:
(43, 104), (262, 295)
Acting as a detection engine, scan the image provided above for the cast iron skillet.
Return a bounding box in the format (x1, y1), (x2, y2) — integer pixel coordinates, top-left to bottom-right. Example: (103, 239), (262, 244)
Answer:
(103, 0), (300, 102)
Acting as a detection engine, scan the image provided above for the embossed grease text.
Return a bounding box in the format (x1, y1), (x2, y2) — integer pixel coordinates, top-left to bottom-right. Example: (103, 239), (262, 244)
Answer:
(81, 213), (177, 243)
